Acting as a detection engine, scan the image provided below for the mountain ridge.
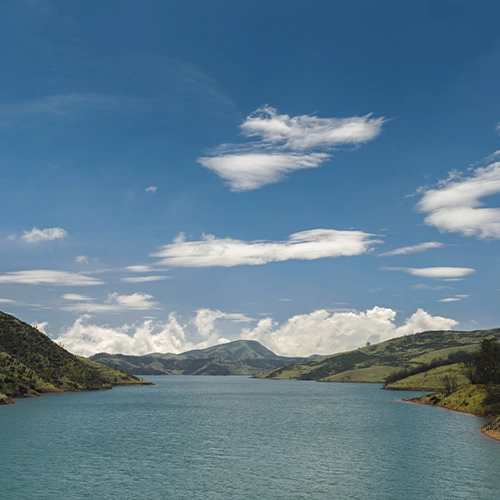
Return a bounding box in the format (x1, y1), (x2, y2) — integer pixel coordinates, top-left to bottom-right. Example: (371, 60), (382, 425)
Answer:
(90, 339), (321, 376)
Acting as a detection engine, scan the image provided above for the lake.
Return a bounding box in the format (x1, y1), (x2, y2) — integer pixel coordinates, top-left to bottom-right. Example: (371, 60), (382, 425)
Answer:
(1, 376), (499, 499)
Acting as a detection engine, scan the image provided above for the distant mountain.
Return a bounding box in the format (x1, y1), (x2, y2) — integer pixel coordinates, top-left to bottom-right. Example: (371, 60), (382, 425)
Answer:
(257, 328), (500, 383)
(90, 340), (319, 376)
(0, 311), (150, 404)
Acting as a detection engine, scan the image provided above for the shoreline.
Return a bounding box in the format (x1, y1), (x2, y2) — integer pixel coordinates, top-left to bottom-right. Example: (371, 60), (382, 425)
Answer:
(404, 394), (500, 442)
(0, 381), (153, 406)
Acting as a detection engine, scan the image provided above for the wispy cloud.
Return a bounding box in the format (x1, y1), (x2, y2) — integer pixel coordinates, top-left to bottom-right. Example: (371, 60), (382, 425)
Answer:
(438, 294), (469, 303)
(0, 93), (119, 127)
(145, 186), (157, 193)
(412, 284), (454, 291)
(382, 267), (475, 279)
(75, 255), (89, 264)
(22, 227), (67, 243)
(417, 161), (500, 239)
(62, 292), (159, 313)
(198, 105), (385, 190)
(121, 276), (170, 283)
(62, 293), (93, 301)
(378, 241), (444, 257)
(0, 270), (103, 286)
(152, 229), (381, 267)
(199, 152), (329, 191)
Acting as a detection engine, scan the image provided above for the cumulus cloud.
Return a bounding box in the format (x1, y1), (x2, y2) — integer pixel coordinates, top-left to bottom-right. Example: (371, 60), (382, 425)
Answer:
(145, 186), (157, 193)
(56, 315), (190, 356)
(198, 105), (385, 190)
(121, 276), (170, 283)
(417, 161), (500, 238)
(241, 307), (458, 357)
(382, 267), (475, 279)
(75, 255), (89, 264)
(31, 321), (49, 334)
(0, 270), (103, 286)
(54, 308), (255, 356)
(152, 229), (381, 267)
(378, 241), (444, 257)
(62, 292), (159, 313)
(22, 227), (67, 243)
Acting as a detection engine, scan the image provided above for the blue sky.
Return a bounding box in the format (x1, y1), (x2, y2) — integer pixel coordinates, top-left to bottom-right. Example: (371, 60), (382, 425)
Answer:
(1, 0), (500, 357)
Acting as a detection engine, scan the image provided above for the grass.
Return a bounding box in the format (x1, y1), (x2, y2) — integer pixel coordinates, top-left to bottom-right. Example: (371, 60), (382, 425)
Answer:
(407, 385), (491, 417)
(258, 328), (500, 382)
(385, 363), (470, 391)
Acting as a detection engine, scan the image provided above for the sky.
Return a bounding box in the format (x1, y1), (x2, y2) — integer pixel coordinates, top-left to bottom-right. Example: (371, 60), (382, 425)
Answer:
(1, 0), (500, 357)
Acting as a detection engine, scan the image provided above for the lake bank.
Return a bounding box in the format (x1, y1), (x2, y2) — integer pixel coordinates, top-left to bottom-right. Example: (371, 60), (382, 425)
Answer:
(404, 385), (500, 441)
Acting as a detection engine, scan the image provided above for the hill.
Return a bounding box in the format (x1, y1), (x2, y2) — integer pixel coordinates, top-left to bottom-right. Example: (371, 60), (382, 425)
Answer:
(257, 328), (500, 382)
(0, 311), (150, 404)
(90, 340), (318, 376)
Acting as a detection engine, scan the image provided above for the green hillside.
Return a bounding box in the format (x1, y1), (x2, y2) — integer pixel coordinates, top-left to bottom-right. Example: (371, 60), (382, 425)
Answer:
(0, 311), (150, 404)
(258, 328), (500, 382)
(90, 339), (317, 376)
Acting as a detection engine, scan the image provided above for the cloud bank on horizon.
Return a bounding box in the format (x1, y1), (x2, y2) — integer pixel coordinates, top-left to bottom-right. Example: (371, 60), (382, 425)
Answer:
(48, 306), (457, 358)
(198, 106), (385, 191)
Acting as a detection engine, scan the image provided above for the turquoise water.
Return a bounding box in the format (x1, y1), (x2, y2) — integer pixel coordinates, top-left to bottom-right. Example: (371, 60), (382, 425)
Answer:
(1, 377), (499, 499)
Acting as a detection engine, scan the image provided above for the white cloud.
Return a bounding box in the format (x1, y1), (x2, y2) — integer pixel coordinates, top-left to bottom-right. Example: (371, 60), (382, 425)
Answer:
(0, 270), (103, 286)
(278, 298), (293, 302)
(62, 293), (93, 301)
(75, 255), (89, 264)
(22, 227), (67, 243)
(417, 161), (500, 238)
(241, 307), (458, 357)
(126, 265), (154, 273)
(378, 241), (444, 257)
(437, 294), (469, 303)
(198, 152), (328, 191)
(6, 234), (16, 240)
(382, 267), (475, 279)
(54, 308), (254, 356)
(55, 315), (191, 356)
(198, 105), (385, 190)
(63, 292), (159, 313)
(239, 106), (385, 149)
(145, 186), (157, 193)
(192, 308), (254, 338)
(31, 321), (49, 334)
(152, 229), (381, 267)
(0, 298), (15, 304)
(121, 276), (170, 283)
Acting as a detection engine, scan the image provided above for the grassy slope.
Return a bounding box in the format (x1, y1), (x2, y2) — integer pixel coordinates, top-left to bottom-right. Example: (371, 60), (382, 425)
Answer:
(385, 363), (470, 391)
(259, 328), (500, 382)
(0, 311), (150, 403)
(406, 385), (491, 417)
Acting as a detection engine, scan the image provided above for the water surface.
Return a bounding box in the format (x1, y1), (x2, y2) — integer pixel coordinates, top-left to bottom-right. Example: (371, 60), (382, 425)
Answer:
(1, 377), (499, 499)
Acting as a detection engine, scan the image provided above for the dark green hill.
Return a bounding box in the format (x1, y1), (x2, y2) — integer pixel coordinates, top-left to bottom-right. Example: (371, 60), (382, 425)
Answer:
(90, 340), (317, 376)
(257, 328), (500, 382)
(0, 311), (150, 404)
